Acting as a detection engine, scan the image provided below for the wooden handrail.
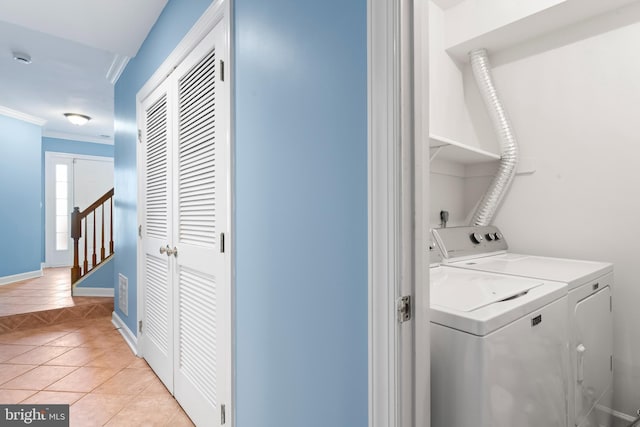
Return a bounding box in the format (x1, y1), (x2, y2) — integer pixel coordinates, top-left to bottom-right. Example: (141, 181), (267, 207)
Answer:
(71, 188), (115, 284)
(77, 188), (114, 220)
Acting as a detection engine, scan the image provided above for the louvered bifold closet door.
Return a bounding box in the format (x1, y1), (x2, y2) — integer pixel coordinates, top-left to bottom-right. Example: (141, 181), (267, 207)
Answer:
(140, 80), (174, 392)
(170, 21), (229, 427)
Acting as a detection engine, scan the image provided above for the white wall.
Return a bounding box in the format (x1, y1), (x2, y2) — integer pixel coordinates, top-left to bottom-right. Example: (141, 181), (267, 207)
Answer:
(467, 22), (640, 417)
(429, 1), (492, 151)
(429, 0), (496, 229)
(430, 159), (466, 228)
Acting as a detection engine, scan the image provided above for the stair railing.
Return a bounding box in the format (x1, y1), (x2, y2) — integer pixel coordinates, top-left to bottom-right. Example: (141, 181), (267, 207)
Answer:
(70, 188), (114, 284)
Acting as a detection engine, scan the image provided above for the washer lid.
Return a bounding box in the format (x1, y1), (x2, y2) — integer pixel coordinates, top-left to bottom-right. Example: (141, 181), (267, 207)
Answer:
(431, 267), (545, 312)
(449, 253), (613, 290)
(430, 266), (567, 336)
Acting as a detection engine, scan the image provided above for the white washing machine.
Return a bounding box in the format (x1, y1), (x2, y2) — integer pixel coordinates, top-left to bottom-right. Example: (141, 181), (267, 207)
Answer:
(429, 261), (569, 427)
(433, 226), (614, 427)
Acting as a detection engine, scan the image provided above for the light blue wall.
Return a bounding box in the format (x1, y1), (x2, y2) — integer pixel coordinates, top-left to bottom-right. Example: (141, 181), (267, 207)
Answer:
(114, 1), (368, 425)
(41, 137), (114, 262)
(0, 115), (42, 277)
(113, 0), (213, 334)
(75, 257), (114, 289)
(233, 1), (368, 426)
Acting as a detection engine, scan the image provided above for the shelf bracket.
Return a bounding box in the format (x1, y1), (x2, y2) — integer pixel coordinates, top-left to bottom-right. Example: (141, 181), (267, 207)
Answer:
(429, 145), (446, 162)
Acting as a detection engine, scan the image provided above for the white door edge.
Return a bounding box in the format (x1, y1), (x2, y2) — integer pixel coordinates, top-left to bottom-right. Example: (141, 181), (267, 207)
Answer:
(368, 0), (400, 424)
(411, 0), (431, 426)
(368, 0), (429, 426)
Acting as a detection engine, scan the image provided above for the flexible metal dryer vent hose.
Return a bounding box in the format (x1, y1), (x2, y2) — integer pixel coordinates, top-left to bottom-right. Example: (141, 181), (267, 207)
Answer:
(468, 48), (519, 226)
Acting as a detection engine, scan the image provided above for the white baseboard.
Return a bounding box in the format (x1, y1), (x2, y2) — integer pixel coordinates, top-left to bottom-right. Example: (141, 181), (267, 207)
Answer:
(112, 311), (139, 356)
(0, 268), (43, 286)
(72, 287), (114, 297)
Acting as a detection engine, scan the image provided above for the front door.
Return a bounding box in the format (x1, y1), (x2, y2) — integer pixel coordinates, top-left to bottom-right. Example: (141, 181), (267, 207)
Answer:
(45, 153), (114, 267)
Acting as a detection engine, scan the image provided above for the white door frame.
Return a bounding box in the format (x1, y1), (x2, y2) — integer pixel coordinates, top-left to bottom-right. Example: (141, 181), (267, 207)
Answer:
(44, 151), (114, 267)
(369, 0), (429, 426)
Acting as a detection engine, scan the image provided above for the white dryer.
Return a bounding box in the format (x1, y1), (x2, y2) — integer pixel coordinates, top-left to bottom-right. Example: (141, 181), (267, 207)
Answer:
(433, 226), (614, 427)
(429, 263), (569, 427)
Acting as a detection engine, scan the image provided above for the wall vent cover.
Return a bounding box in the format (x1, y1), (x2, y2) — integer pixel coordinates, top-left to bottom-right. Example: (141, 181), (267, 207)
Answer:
(118, 273), (128, 315)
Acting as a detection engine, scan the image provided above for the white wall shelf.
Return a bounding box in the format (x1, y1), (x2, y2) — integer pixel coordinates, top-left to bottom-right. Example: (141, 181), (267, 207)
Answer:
(429, 134), (500, 164)
(444, 0), (640, 62)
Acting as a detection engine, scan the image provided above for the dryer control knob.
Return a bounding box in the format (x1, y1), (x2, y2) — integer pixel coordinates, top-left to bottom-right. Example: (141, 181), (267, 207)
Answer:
(486, 233), (496, 241)
(470, 232), (484, 244)
(495, 232), (503, 240)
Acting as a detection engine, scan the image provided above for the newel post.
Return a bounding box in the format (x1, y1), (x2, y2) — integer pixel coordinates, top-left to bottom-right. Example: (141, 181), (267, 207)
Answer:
(71, 207), (81, 284)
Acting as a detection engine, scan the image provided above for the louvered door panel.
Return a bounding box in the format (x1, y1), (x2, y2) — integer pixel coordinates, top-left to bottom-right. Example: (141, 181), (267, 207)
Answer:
(178, 48), (217, 248)
(145, 95), (168, 239)
(145, 254), (170, 354)
(140, 82), (174, 392)
(178, 267), (217, 406)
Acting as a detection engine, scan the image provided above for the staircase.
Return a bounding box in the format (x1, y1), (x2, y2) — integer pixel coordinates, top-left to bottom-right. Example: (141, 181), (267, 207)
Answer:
(70, 188), (114, 284)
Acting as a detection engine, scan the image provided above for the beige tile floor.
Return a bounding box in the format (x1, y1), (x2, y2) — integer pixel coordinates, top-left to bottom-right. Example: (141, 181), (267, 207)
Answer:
(0, 268), (113, 332)
(0, 268), (84, 316)
(0, 315), (194, 426)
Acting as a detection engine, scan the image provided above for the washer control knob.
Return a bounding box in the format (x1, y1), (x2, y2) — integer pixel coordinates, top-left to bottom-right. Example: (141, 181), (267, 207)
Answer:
(470, 232), (484, 244)
(486, 233), (496, 241)
(495, 232), (503, 240)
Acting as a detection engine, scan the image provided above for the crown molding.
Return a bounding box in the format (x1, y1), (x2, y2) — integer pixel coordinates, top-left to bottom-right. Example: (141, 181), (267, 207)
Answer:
(0, 105), (46, 126)
(106, 53), (131, 85)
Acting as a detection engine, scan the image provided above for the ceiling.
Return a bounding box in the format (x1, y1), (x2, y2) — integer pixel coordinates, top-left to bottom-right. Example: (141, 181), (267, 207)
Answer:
(0, 0), (168, 144)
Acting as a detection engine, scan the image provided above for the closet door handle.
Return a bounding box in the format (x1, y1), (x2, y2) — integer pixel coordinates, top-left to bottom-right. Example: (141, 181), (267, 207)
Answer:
(166, 246), (178, 257)
(159, 246), (167, 255)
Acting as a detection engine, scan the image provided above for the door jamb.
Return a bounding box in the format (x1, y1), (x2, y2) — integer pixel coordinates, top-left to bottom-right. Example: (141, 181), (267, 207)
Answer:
(368, 0), (429, 426)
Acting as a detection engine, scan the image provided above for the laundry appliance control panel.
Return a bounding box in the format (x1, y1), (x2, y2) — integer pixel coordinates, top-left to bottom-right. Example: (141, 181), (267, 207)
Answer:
(432, 225), (508, 259)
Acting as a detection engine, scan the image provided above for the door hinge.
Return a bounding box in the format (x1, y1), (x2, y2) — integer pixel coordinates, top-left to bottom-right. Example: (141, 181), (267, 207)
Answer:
(138, 320), (143, 333)
(220, 60), (225, 82)
(138, 224), (142, 238)
(398, 295), (412, 323)
(610, 295), (613, 312)
(610, 355), (613, 371)
(221, 403), (226, 425)
(138, 129), (142, 143)
(220, 232), (225, 253)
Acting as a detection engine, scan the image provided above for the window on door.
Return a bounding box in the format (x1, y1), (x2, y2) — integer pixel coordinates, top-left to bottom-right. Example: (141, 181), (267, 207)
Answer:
(55, 164), (70, 251)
